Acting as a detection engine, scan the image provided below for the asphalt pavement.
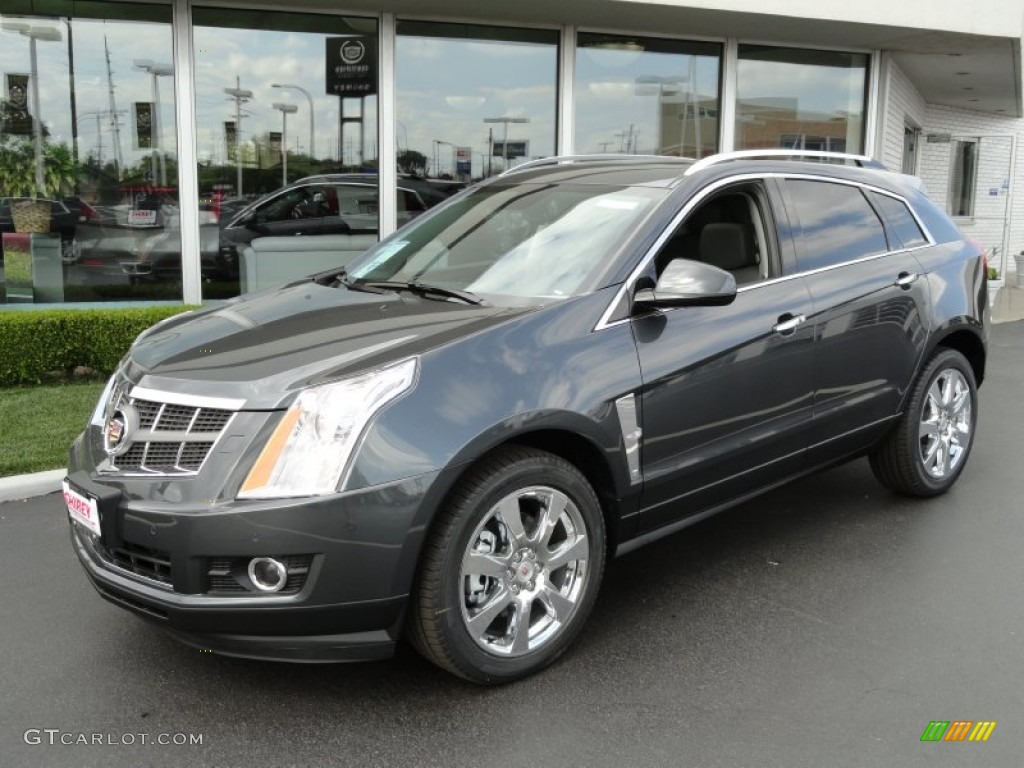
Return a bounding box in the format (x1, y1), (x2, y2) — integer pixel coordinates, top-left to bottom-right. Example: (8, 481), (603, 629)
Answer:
(2, 322), (1022, 768)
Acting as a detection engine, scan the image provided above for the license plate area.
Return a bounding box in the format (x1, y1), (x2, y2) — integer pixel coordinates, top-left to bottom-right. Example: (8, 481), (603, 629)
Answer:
(63, 479), (102, 538)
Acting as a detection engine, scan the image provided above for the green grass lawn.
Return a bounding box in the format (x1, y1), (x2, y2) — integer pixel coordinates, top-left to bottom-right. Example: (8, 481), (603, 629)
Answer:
(0, 381), (105, 477)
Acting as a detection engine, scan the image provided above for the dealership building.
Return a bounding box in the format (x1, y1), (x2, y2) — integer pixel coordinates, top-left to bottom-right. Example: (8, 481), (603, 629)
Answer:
(1, 0), (1023, 306)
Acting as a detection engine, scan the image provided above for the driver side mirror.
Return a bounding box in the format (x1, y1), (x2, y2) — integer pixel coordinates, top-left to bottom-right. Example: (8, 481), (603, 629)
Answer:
(633, 258), (737, 311)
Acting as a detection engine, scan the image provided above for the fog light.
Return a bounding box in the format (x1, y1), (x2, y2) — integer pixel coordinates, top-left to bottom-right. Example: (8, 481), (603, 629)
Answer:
(248, 557), (288, 592)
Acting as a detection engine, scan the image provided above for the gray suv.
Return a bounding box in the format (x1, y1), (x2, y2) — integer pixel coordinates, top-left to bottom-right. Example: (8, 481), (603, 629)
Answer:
(65, 150), (986, 684)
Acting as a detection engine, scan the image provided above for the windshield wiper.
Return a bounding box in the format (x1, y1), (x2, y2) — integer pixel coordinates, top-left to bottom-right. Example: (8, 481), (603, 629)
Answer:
(309, 268), (401, 297)
(340, 276), (392, 295)
(357, 281), (486, 306)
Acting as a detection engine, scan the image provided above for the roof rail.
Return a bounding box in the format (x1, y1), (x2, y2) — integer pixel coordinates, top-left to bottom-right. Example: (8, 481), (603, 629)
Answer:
(501, 153), (692, 176)
(684, 149), (886, 176)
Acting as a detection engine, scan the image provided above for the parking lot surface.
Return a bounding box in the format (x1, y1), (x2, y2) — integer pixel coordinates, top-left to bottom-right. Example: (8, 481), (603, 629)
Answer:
(2, 321), (1022, 768)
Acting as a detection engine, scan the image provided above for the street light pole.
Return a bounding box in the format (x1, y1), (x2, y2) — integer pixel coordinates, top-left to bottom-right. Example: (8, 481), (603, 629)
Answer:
(27, 31), (44, 193)
(2, 22), (62, 196)
(75, 109), (126, 167)
(483, 116), (529, 171)
(272, 83), (314, 161)
(433, 139), (455, 177)
(134, 60), (174, 187)
(272, 103), (298, 186)
(65, 20), (78, 169)
(224, 77), (253, 196)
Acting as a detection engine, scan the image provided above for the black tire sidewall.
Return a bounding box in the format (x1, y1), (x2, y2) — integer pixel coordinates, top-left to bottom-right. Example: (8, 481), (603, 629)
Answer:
(432, 453), (605, 682)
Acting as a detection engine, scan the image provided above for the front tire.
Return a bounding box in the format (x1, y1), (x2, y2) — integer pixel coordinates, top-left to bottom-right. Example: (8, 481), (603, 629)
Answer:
(408, 446), (606, 684)
(869, 348), (978, 497)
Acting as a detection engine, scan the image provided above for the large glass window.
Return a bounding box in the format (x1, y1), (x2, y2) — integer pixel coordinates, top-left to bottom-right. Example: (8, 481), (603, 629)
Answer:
(736, 46), (868, 155)
(396, 22), (558, 183)
(1, 3), (179, 304)
(192, 9), (378, 298)
(948, 139), (978, 218)
(575, 33), (720, 157)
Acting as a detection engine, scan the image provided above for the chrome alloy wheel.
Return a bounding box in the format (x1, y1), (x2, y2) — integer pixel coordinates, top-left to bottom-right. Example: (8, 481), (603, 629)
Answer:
(459, 485), (589, 657)
(919, 368), (972, 479)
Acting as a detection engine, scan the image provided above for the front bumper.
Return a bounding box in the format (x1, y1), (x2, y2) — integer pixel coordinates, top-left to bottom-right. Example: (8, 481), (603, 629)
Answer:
(66, 465), (439, 663)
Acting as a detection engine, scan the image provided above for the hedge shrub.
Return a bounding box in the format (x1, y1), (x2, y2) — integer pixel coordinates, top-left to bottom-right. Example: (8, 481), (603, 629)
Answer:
(0, 306), (198, 387)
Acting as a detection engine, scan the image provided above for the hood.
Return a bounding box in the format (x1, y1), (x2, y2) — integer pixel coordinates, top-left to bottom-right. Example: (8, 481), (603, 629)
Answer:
(125, 282), (531, 408)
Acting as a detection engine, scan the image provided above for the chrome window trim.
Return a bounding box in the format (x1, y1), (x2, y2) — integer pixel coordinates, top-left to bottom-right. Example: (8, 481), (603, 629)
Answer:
(593, 171), (937, 332)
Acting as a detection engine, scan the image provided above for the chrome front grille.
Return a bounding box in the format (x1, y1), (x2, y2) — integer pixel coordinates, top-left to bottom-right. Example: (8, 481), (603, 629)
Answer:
(101, 379), (239, 476)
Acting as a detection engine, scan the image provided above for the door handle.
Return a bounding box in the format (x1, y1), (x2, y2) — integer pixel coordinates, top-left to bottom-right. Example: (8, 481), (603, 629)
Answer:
(773, 313), (806, 335)
(895, 272), (919, 288)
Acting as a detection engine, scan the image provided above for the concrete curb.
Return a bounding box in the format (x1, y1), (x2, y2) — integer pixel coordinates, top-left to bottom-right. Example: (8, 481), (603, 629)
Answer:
(0, 469), (66, 503)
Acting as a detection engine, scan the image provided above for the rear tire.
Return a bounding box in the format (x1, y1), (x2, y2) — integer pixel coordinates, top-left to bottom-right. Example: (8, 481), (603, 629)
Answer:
(869, 348), (977, 497)
(408, 446), (606, 684)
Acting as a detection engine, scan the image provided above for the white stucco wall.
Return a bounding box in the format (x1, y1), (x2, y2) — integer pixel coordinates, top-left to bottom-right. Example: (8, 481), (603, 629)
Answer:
(882, 61), (1024, 276)
(880, 59), (928, 172)
(921, 105), (1024, 276)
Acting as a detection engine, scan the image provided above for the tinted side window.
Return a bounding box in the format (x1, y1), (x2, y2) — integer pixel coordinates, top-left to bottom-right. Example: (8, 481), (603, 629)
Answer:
(257, 184), (335, 223)
(783, 180), (888, 271)
(869, 192), (928, 249)
(400, 189), (427, 213)
(256, 188), (307, 223)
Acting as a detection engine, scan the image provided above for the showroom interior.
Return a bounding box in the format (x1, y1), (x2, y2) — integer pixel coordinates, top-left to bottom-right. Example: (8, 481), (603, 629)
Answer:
(1, 0), (1022, 307)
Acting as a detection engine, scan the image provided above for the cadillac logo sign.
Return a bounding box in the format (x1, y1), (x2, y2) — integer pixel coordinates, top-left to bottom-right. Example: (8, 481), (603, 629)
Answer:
(325, 35), (376, 96)
(340, 40), (365, 65)
(104, 405), (138, 456)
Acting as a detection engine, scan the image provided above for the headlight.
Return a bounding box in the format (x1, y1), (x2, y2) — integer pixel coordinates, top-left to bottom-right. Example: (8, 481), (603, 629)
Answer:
(238, 358), (418, 499)
(89, 372), (119, 427)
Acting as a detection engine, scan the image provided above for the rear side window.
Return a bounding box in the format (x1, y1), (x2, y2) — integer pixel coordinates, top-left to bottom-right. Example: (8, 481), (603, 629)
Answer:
(782, 180), (888, 271)
(869, 192), (928, 249)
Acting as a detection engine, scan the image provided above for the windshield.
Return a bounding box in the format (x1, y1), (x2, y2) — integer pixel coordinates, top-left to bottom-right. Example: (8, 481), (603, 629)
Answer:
(346, 182), (665, 304)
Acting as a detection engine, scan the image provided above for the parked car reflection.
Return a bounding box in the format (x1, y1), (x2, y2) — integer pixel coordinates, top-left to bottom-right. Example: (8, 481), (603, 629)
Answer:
(213, 174), (463, 279)
(125, 220), (222, 284)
